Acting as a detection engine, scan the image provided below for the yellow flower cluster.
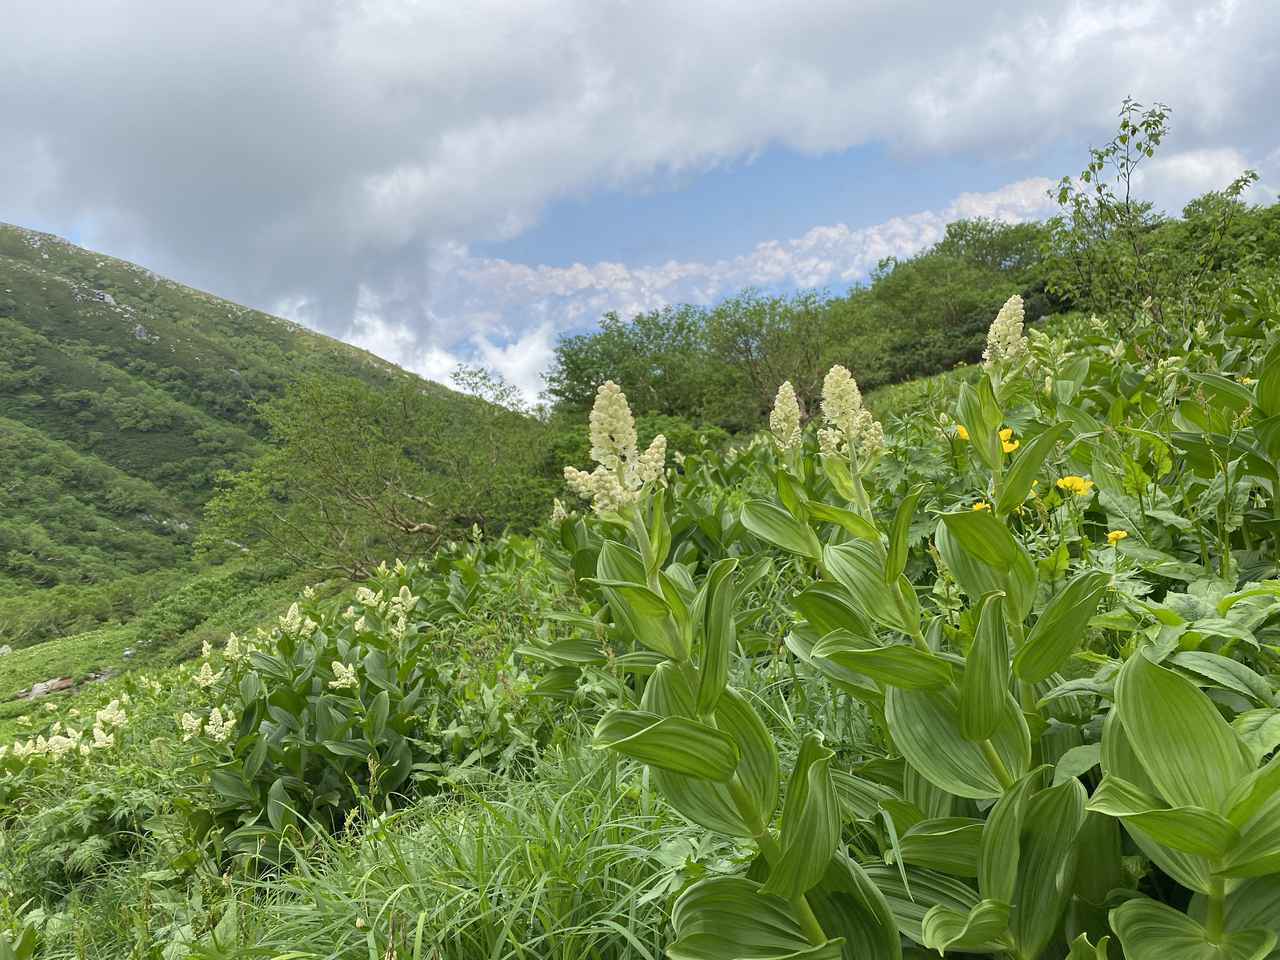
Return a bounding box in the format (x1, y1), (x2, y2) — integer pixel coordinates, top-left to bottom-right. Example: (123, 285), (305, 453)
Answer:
(1107, 529), (1129, 545)
(1056, 475), (1095, 496)
(953, 424), (1019, 453)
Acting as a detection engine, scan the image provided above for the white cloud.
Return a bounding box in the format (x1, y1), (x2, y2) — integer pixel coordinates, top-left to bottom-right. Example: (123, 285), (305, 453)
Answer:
(2, 0), (1278, 395)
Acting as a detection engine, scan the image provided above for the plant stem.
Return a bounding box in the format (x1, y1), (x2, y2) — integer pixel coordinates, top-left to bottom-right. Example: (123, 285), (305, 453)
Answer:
(980, 739), (1015, 790)
(727, 776), (829, 947)
(1206, 876), (1226, 943)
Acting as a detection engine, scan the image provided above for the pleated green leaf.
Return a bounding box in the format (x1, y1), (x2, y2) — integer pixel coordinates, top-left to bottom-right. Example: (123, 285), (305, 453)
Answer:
(1086, 774), (1241, 857)
(696, 558), (738, 716)
(823, 541), (916, 636)
(997, 422), (1071, 516)
(862, 864), (983, 948)
(1014, 569), (1110, 682)
(961, 592), (1012, 740)
(1111, 897), (1277, 960)
(978, 768), (1043, 903)
(792, 583), (874, 637)
(742, 499), (823, 560)
(807, 500), (881, 541)
(761, 734), (841, 900)
(1008, 778), (1087, 960)
(592, 709), (738, 780)
(886, 685), (1030, 800)
(957, 378), (1003, 472)
(807, 854), (903, 960)
(936, 515), (1037, 623)
(886, 484), (925, 583)
(897, 817), (984, 877)
(1114, 649), (1252, 811)
(1100, 709), (1216, 895)
(643, 664), (778, 838)
(811, 630), (952, 689)
(921, 900), (1011, 954)
(668, 876), (844, 960)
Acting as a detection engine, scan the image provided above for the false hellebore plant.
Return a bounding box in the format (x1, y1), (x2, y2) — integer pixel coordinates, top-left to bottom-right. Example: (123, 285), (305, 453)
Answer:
(561, 298), (1280, 960)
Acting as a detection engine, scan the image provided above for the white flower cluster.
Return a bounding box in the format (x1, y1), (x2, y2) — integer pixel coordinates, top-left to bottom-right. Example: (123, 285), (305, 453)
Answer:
(329, 661), (360, 690)
(279, 602), (319, 638)
(817, 365), (884, 463)
(7, 697), (128, 763)
(194, 661), (224, 689)
(179, 707), (236, 743)
(563, 381), (667, 513)
(983, 294), (1030, 371)
(550, 498), (569, 524)
(769, 381), (802, 451)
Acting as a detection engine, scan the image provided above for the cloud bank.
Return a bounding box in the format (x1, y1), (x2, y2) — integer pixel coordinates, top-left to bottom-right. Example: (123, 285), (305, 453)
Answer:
(3, 0), (1278, 398)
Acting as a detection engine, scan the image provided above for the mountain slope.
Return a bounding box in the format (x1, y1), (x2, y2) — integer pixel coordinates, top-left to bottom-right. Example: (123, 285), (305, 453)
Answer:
(0, 222), (451, 593)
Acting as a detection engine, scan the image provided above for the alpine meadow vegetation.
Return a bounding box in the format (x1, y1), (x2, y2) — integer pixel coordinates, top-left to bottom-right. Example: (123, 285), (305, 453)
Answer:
(2, 101), (1280, 959)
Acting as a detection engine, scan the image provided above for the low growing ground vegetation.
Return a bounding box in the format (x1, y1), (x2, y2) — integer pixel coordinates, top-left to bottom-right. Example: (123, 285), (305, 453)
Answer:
(3, 104), (1280, 958)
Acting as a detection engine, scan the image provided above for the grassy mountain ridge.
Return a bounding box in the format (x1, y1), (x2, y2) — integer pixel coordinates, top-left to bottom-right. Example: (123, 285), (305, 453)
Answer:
(0, 222), (462, 593)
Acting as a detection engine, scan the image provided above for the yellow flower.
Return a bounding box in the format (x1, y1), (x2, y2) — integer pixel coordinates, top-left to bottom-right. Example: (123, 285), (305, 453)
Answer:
(1240, 377), (1257, 386)
(1106, 529), (1128, 546)
(999, 427), (1019, 454)
(954, 424), (969, 441)
(972, 501), (991, 511)
(1055, 475), (1095, 497)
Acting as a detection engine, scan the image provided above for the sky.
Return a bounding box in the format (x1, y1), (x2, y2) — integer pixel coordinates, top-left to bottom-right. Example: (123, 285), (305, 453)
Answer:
(4, 0), (1278, 401)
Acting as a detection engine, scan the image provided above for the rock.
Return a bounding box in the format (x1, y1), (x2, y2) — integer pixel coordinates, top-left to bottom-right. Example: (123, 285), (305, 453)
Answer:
(0, 645), (11, 657)
(122, 648), (135, 659)
(16, 676), (75, 700)
(133, 324), (148, 340)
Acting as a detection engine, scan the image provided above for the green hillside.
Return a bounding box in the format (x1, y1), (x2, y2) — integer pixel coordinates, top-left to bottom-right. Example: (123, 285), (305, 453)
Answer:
(0, 222), (451, 596)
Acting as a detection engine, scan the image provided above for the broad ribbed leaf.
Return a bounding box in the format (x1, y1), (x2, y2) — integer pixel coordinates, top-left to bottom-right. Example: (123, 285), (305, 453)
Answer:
(997, 422), (1071, 515)
(935, 517), (1037, 624)
(1114, 649), (1251, 810)
(811, 630), (952, 689)
(1100, 709), (1215, 894)
(1221, 786), (1280, 878)
(592, 709), (738, 780)
(1086, 774), (1240, 857)
(978, 769), (1042, 903)
(957, 379), (1003, 472)
(886, 685), (1030, 800)
(742, 499), (822, 560)
(921, 900), (1011, 954)
(668, 877), (844, 960)
(807, 501), (881, 541)
(1169, 652), (1275, 708)
(1014, 570), (1110, 682)
(792, 583), (873, 637)
(644, 665), (779, 838)
(823, 541), (916, 636)
(863, 864), (982, 947)
(1111, 897), (1277, 960)
(696, 558), (738, 715)
(961, 593), (1011, 740)
(762, 735), (841, 899)
(898, 817), (984, 877)
(1009, 778), (1087, 960)
(808, 854), (902, 960)
(1067, 933), (1112, 960)
(886, 485), (924, 583)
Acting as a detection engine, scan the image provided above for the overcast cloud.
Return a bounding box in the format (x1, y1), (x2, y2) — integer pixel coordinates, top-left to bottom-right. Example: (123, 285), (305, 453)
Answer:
(4, 0), (1278, 398)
